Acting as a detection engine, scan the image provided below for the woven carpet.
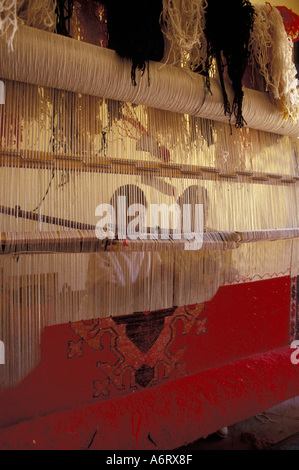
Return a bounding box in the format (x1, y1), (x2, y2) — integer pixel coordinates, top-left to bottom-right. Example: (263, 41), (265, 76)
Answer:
(0, 275), (297, 449)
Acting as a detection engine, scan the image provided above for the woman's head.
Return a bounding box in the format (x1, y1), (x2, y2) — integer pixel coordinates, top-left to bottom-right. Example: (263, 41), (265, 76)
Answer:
(177, 185), (209, 232)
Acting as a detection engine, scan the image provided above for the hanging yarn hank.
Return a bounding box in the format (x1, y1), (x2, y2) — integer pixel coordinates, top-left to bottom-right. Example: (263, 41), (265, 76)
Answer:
(0, 0), (57, 51)
(203, 0), (255, 129)
(248, 3), (299, 121)
(0, 0), (18, 51)
(17, 0), (57, 31)
(160, 0), (208, 72)
(103, 0), (164, 86)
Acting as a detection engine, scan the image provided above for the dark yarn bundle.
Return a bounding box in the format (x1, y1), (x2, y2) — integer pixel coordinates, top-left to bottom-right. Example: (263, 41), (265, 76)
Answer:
(56, 0), (74, 37)
(204, 0), (255, 128)
(103, 0), (165, 86)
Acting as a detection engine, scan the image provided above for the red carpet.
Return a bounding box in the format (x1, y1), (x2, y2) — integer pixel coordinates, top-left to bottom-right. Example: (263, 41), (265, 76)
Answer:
(0, 276), (297, 449)
(0, 345), (298, 450)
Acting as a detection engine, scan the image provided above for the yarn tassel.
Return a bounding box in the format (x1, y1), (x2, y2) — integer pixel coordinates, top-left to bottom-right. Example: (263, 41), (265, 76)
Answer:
(203, 0), (255, 128)
(104, 0), (164, 86)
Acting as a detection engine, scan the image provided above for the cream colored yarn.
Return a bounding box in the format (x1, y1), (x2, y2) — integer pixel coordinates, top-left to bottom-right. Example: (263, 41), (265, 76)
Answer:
(17, 0), (57, 30)
(0, 0), (57, 50)
(161, 0), (208, 71)
(0, 0), (18, 50)
(249, 3), (299, 121)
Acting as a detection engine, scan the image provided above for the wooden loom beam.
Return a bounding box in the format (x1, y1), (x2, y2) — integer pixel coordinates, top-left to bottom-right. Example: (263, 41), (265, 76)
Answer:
(0, 151), (298, 186)
(0, 25), (299, 138)
(0, 228), (298, 255)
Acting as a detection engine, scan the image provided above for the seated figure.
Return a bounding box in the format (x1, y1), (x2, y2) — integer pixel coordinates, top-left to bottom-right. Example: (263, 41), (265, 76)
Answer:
(79, 184), (172, 318)
(173, 185), (225, 306)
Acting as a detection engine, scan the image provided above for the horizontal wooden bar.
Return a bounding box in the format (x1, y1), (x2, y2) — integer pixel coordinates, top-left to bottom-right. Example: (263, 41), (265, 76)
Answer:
(0, 228), (298, 255)
(0, 151), (297, 186)
(0, 205), (95, 230)
(1, 25), (299, 138)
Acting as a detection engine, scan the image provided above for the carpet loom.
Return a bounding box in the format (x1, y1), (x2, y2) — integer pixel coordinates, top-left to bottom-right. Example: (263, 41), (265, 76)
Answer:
(0, 1), (298, 450)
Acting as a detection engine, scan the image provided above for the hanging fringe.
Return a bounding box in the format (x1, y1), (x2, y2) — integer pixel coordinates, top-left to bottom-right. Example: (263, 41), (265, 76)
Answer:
(103, 0), (164, 86)
(203, 0), (255, 128)
(160, 0), (208, 71)
(248, 4), (299, 122)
